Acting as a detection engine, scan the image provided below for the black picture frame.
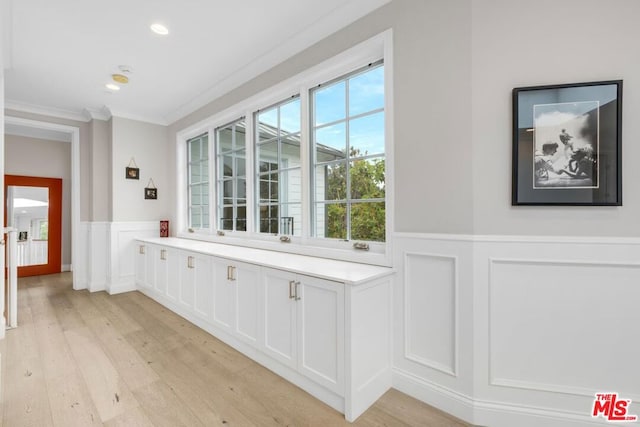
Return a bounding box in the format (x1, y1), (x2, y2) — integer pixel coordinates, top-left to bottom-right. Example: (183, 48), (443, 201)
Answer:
(145, 187), (157, 200)
(512, 80), (622, 206)
(126, 167), (140, 180)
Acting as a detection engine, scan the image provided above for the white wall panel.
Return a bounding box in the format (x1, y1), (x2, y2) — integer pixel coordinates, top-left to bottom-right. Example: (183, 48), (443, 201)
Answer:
(404, 253), (457, 376)
(489, 258), (640, 400)
(393, 232), (640, 427)
(108, 221), (159, 294)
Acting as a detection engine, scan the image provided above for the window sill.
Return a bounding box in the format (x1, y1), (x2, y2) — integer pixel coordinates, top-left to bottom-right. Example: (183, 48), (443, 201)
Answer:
(175, 231), (391, 267)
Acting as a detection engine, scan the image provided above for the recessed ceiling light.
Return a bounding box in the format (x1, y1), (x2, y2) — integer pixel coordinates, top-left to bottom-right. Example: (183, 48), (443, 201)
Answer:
(106, 83), (120, 91)
(150, 23), (169, 35)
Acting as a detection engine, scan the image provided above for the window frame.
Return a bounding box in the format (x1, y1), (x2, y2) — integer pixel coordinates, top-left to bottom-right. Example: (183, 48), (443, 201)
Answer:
(175, 30), (393, 266)
(186, 133), (210, 230)
(310, 60), (386, 243)
(254, 95), (303, 237)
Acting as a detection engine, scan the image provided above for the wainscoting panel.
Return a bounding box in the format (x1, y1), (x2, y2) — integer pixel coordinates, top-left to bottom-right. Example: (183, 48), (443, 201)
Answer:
(489, 258), (640, 401)
(392, 233), (640, 427)
(87, 222), (109, 292)
(404, 252), (457, 376)
(108, 221), (158, 294)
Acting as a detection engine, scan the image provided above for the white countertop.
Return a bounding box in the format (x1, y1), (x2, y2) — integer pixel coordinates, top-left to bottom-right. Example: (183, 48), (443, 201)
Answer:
(136, 237), (394, 285)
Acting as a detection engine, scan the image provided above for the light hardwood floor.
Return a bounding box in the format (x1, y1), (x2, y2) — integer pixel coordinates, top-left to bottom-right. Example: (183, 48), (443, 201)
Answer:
(0, 273), (470, 427)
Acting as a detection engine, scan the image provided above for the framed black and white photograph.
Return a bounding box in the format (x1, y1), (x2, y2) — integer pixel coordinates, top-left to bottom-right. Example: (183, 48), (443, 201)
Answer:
(144, 187), (157, 200)
(512, 80), (622, 205)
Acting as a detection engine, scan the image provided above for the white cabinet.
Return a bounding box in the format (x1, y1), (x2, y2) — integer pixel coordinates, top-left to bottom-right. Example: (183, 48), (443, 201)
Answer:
(155, 246), (180, 302)
(213, 258), (261, 346)
(135, 242), (154, 289)
(134, 237), (392, 423)
(178, 250), (212, 319)
(135, 243), (146, 286)
(262, 267), (344, 394)
(263, 267), (297, 368)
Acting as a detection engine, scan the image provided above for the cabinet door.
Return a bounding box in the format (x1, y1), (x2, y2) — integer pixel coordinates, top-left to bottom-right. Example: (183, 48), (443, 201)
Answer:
(297, 275), (344, 394)
(262, 267), (297, 369)
(179, 251), (196, 309)
(212, 258), (234, 332)
(234, 261), (261, 346)
(155, 247), (168, 295)
(144, 244), (156, 290)
(193, 254), (213, 320)
(134, 243), (147, 287)
(165, 248), (180, 302)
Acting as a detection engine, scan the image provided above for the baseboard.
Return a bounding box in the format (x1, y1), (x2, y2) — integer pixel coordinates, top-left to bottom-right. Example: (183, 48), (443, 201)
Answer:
(61, 264), (71, 272)
(87, 281), (106, 293)
(393, 368), (615, 427)
(393, 368), (475, 424)
(107, 279), (137, 295)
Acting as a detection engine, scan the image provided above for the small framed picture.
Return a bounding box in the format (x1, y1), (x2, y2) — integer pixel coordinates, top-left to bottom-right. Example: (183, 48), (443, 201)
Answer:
(126, 167), (140, 180)
(512, 80), (622, 206)
(145, 187), (157, 200)
(18, 231), (28, 241)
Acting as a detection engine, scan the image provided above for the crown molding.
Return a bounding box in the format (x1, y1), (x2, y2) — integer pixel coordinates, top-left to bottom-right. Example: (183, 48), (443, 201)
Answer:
(107, 107), (168, 126)
(163, 0), (391, 125)
(5, 99), (90, 122)
(83, 106), (112, 122)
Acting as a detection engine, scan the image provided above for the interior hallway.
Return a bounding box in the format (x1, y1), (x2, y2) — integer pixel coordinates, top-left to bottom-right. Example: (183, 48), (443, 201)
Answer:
(0, 273), (470, 426)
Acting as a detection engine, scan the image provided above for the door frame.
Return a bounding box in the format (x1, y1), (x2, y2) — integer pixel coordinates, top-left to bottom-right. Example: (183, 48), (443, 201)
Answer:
(4, 116), (81, 287)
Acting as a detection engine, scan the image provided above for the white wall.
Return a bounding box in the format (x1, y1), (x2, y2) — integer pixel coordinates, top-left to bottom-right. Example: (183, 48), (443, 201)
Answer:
(90, 118), (111, 221)
(168, 0), (474, 235)
(111, 117), (170, 222)
(5, 134), (72, 266)
(472, 0), (640, 236)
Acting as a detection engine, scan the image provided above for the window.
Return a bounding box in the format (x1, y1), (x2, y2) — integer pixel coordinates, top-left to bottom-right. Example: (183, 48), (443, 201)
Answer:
(216, 118), (247, 232)
(179, 31), (391, 262)
(187, 133), (209, 229)
(255, 97), (302, 236)
(311, 62), (385, 242)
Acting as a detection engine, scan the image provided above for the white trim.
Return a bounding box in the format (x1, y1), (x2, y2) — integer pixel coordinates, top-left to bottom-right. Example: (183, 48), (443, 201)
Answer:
(107, 108), (167, 126)
(5, 100), (89, 123)
(4, 115), (82, 290)
(394, 368), (610, 427)
(395, 231), (640, 245)
(82, 107), (111, 122)
(403, 251), (458, 377)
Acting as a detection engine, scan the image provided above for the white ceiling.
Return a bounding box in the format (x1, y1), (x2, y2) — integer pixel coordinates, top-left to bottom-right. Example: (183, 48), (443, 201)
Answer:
(3, 0), (389, 126)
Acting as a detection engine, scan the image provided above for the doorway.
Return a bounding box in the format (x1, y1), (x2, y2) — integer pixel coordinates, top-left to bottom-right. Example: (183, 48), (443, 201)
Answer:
(5, 175), (62, 277)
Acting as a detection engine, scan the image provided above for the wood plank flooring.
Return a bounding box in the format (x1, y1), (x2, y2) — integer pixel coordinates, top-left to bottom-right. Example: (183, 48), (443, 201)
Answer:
(0, 273), (470, 427)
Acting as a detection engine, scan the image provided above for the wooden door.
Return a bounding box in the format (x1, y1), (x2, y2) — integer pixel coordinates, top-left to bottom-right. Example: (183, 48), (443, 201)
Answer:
(4, 175), (62, 277)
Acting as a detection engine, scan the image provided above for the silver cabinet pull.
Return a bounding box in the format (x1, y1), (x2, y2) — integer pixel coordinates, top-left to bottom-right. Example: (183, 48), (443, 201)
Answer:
(289, 280), (296, 299)
(294, 281), (301, 301)
(227, 265), (236, 281)
(187, 256), (194, 269)
(160, 249), (167, 260)
(139, 245), (146, 254)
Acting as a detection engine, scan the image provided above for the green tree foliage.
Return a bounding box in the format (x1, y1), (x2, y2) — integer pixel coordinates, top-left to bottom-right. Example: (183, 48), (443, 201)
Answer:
(325, 148), (385, 241)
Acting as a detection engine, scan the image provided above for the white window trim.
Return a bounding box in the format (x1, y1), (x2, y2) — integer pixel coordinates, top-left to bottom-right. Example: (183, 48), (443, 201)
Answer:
(176, 29), (393, 266)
